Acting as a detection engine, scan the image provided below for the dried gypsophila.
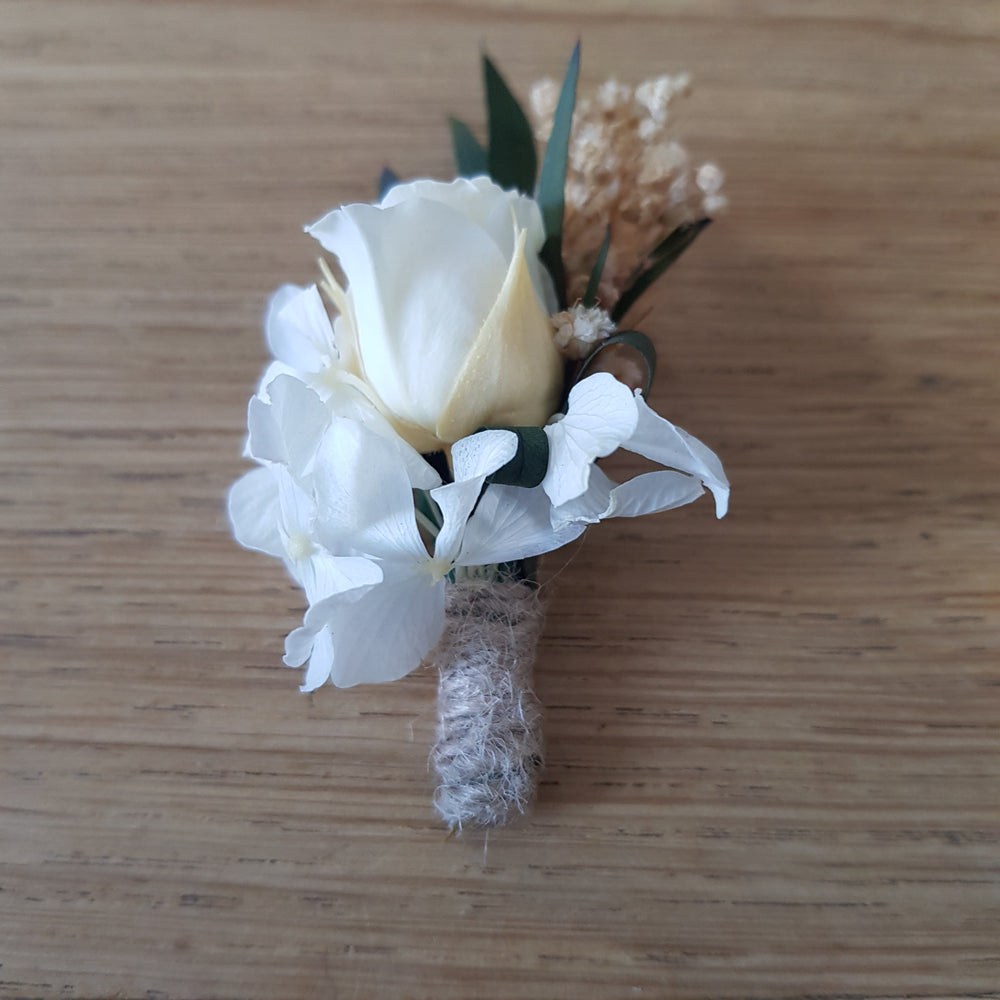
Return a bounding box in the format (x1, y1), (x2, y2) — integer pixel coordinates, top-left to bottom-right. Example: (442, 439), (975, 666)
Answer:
(530, 73), (727, 306)
(551, 303), (617, 360)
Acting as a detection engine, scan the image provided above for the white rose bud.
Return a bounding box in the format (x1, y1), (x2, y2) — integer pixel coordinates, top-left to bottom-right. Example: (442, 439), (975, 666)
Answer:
(306, 177), (564, 453)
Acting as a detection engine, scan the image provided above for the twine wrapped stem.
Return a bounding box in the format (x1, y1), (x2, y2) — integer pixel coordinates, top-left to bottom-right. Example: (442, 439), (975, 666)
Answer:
(430, 575), (545, 830)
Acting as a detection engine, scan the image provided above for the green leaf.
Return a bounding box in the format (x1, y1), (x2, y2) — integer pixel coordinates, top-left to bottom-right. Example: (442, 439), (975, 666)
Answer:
(576, 330), (658, 396)
(533, 43), (580, 307)
(582, 225), (611, 307)
(482, 53), (537, 194)
(610, 218), (712, 323)
(448, 117), (488, 177)
(539, 235), (567, 309)
(377, 167), (399, 200)
(535, 42), (580, 241)
(482, 426), (550, 488)
(414, 488), (442, 531)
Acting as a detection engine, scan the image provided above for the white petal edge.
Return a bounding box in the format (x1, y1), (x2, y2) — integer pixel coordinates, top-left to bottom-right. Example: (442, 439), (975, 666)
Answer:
(299, 625), (335, 692)
(378, 176), (553, 311)
(318, 378), (441, 491)
(302, 566), (445, 687)
(431, 429), (518, 563)
(311, 418), (427, 561)
(307, 198), (508, 431)
(626, 392), (730, 518)
(227, 467), (283, 557)
(460, 484), (587, 565)
(247, 374), (330, 476)
(265, 284), (337, 373)
(542, 373), (638, 508)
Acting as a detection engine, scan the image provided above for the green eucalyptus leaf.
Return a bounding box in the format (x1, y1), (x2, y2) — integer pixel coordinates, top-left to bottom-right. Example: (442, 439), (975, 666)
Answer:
(536, 42), (580, 240)
(482, 426), (550, 488)
(583, 225), (611, 307)
(448, 117), (488, 177)
(576, 330), (658, 396)
(539, 235), (567, 309)
(414, 488), (443, 532)
(377, 167), (400, 200)
(610, 218), (711, 323)
(482, 53), (537, 194)
(534, 42), (580, 308)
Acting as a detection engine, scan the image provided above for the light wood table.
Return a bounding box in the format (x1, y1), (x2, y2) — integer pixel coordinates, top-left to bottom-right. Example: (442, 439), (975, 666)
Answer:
(2, 2), (998, 997)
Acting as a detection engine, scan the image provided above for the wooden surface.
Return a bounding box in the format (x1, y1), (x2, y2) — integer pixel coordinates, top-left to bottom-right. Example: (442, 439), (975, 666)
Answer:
(2, 2), (998, 997)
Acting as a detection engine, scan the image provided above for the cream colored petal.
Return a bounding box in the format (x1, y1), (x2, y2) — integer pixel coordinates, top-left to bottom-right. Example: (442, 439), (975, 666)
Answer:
(435, 229), (563, 443)
(308, 199), (508, 434)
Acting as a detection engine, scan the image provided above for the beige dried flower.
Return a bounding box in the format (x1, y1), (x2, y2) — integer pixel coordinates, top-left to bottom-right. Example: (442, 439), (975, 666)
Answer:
(550, 304), (616, 360)
(529, 72), (724, 307)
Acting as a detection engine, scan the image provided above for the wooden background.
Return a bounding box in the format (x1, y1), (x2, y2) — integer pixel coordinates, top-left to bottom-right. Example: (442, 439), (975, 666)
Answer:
(2, 2), (998, 997)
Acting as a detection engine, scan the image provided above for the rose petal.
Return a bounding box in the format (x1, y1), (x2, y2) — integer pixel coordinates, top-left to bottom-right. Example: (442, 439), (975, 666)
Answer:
(380, 176), (554, 311)
(307, 197), (509, 433)
(436, 228), (562, 443)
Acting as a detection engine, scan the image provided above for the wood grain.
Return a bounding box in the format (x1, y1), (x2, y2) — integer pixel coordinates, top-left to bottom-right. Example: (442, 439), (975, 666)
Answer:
(1, 2), (998, 998)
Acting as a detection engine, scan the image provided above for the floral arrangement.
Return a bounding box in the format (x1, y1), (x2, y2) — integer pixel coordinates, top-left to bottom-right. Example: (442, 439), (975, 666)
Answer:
(228, 46), (729, 831)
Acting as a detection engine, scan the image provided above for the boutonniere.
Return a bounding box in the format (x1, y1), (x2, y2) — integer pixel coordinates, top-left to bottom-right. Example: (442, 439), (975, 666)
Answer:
(229, 45), (728, 831)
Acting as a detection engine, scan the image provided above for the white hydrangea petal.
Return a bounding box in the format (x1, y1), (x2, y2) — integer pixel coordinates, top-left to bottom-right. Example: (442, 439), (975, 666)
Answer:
(299, 625), (335, 692)
(320, 380), (441, 491)
(274, 464), (313, 535)
(253, 359), (298, 403)
(227, 467), (283, 558)
(283, 560), (385, 689)
(307, 198), (508, 432)
(312, 380), (440, 491)
(542, 373), (638, 507)
(311, 418), (426, 561)
(246, 361), (297, 458)
(550, 465), (617, 528)
(627, 393), (730, 518)
(459, 484), (587, 565)
(386, 438), (441, 492)
(283, 624), (315, 668)
(297, 554), (384, 608)
(604, 470), (706, 519)
(264, 284), (336, 373)
(263, 284), (300, 346)
(246, 397), (282, 464)
(247, 374), (330, 476)
(304, 567), (445, 687)
(450, 428), (519, 482)
(431, 430), (518, 563)
(551, 465), (706, 525)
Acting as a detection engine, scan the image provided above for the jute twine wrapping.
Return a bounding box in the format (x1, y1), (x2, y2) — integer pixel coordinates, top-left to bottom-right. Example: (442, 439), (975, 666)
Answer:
(430, 577), (545, 829)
